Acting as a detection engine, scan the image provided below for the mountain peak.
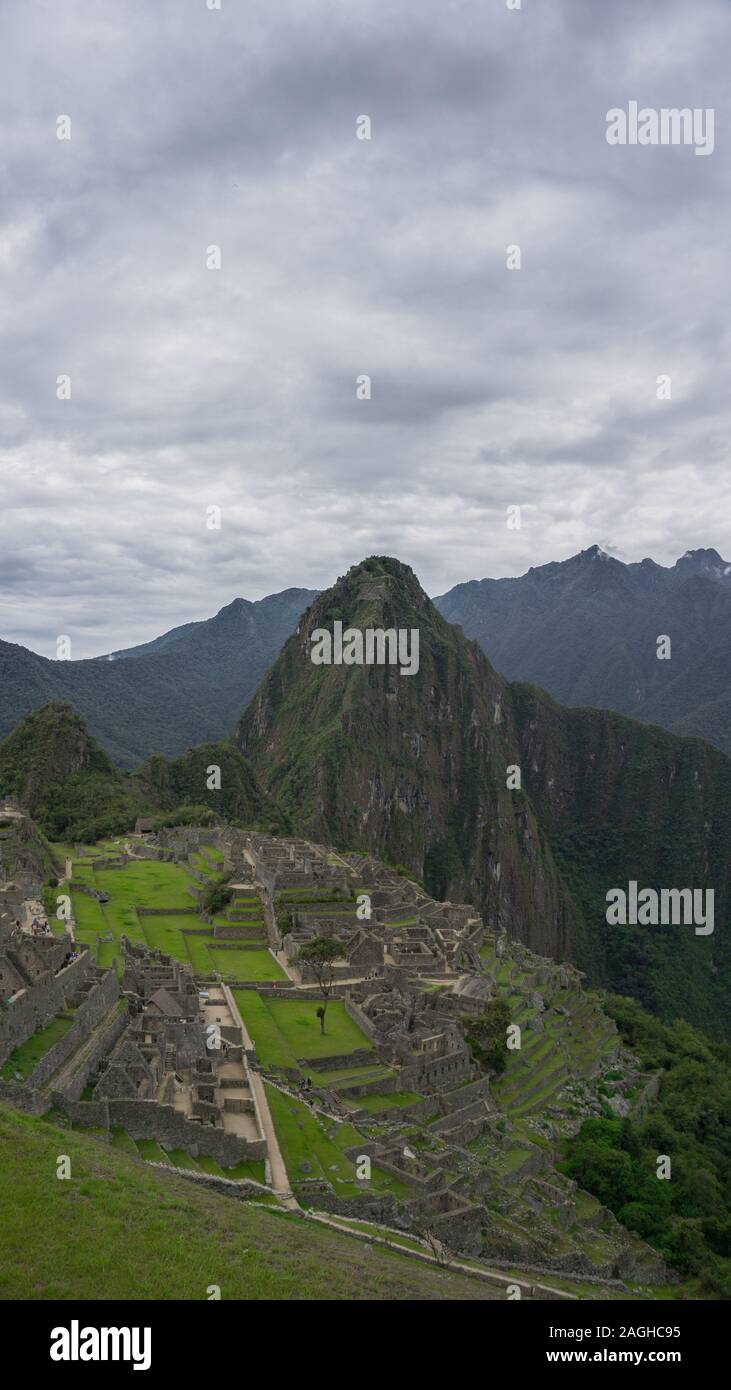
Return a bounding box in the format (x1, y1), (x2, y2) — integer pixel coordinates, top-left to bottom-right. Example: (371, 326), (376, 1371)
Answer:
(674, 548), (730, 579)
(302, 556), (433, 637)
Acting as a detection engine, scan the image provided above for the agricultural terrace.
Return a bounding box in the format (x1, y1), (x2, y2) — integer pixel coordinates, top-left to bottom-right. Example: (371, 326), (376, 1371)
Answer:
(60, 849), (285, 983)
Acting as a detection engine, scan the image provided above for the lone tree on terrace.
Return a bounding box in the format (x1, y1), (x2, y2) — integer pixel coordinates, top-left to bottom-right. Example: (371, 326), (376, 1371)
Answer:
(297, 935), (342, 1034)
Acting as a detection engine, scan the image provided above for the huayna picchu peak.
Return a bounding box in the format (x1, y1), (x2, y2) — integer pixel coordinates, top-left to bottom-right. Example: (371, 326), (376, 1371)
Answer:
(236, 556), (731, 1043)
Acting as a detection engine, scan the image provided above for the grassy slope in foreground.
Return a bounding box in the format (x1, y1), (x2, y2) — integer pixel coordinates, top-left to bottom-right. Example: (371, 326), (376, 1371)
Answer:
(0, 1106), (501, 1301)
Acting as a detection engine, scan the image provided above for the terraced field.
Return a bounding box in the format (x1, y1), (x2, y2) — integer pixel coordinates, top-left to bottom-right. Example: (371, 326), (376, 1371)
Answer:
(477, 942), (619, 1122)
(264, 1083), (412, 1200)
(65, 856), (284, 981)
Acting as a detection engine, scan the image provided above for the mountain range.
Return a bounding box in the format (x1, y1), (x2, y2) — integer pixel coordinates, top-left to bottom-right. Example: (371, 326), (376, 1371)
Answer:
(3, 547), (731, 767)
(3, 552), (731, 1040)
(435, 546), (731, 756)
(0, 589), (316, 767)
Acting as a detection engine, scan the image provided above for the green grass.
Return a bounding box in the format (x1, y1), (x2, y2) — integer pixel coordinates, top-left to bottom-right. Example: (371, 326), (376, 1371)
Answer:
(206, 948), (285, 981)
(234, 993), (373, 1071)
(350, 1091), (423, 1112)
(321, 1216), (429, 1253)
(265, 998), (373, 1061)
(265, 1085), (410, 1199)
(233, 992), (299, 1070)
(110, 1127), (138, 1156)
(0, 1104), (500, 1300)
(190, 853), (219, 879)
(136, 1139), (172, 1164)
(68, 857), (282, 982)
(166, 1149), (202, 1170)
(202, 846), (224, 864)
(1, 1013), (75, 1081)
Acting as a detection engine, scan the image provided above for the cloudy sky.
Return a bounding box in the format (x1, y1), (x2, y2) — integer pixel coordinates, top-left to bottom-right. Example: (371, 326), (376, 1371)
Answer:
(1, 0), (729, 657)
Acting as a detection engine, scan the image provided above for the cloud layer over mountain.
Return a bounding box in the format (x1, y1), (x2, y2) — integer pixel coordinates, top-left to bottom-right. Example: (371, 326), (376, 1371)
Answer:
(1, 0), (729, 655)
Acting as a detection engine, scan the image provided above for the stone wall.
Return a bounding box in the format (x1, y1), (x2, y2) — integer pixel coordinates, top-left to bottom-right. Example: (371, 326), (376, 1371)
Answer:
(27, 969), (121, 1089)
(137, 907), (198, 917)
(300, 1191), (403, 1224)
(308, 1047), (375, 1074)
(60, 1003), (130, 1102)
(342, 994), (381, 1045)
(0, 948), (93, 1066)
(108, 1099), (266, 1166)
(0, 1077), (51, 1115)
(53, 1095), (110, 1128)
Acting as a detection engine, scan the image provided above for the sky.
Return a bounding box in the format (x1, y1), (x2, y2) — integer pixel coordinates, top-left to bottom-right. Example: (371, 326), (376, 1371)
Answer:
(1, 0), (730, 658)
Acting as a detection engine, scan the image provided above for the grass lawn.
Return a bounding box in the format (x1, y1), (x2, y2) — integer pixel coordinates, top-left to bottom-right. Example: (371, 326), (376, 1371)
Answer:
(207, 948), (285, 982)
(110, 1127), (138, 1155)
(190, 853), (219, 879)
(233, 992), (299, 1069)
(1, 1013), (75, 1080)
(351, 1091), (423, 1113)
(265, 1085), (410, 1200)
(136, 1139), (171, 1164)
(234, 993), (374, 1073)
(0, 1105), (501, 1300)
(202, 846), (224, 863)
(322, 1216), (429, 1253)
(266, 998), (373, 1061)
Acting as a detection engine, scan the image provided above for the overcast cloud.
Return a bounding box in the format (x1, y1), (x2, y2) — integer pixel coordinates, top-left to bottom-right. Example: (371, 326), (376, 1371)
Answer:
(1, 0), (729, 656)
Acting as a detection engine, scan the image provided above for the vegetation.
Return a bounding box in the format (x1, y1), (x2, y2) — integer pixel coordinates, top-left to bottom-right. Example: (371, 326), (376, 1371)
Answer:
(560, 995), (731, 1297)
(0, 1105), (495, 1300)
(463, 998), (511, 1075)
(0, 704), (147, 841)
(0, 1014), (75, 1081)
(137, 742), (268, 828)
(234, 992), (372, 1070)
(297, 935), (343, 1033)
(264, 1084), (410, 1200)
(200, 872), (234, 917)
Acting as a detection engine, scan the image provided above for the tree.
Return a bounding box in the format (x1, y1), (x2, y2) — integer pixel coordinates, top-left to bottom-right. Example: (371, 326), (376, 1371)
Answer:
(297, 935), (342, 1034)
(463, 998), (511, 1074)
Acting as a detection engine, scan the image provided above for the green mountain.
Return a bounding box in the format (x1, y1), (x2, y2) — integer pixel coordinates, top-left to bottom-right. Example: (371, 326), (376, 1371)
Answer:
(0, 588), (316, 768)
(237, 556), (731, 1038)
(137, 740), (278, 828)
(0, 705), (275, 842)
(0, 703), (148, 842)
(435, 546), (731, 756)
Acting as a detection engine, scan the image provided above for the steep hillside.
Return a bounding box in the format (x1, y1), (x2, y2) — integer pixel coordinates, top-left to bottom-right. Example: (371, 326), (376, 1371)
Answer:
(0, 707), (279, 842)
(435, 546), (731, 755)
(236, 557), (731, 1038)
(137, 741), (281, 829)
(0, 588), (316, 767)
(0, 1106), (500, 1301)
(0, 703), (148, 842)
